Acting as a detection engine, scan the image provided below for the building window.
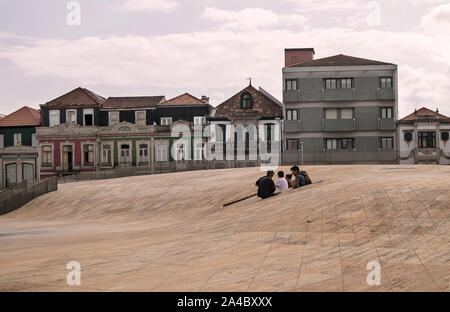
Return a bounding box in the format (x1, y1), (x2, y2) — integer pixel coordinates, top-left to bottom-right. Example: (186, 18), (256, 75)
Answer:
(109, 112), (120, 125)
(340, 78), (353, 89)
(13, 133), (22, 146)
(265, 124), (275, 142)
(381, 77), (393, 88)
(195, 143), (204, 160)
(136, 111), (146, 126)
(381, 137), (394, 149)
(161, 117), (172, 126)
(240, 92), (253, 109)
(341, 108), (354, 120)
(138, 144), (149, 164)
(102, 144), (112, 166)
(83, 109), (94, 126)
(49, 110), (60, 127)
(66, 110), (77, 124)
(286, 139), (298, 151)
(0, 134), (3, 148)
(5, 163), (17, 188)
(41, 145), (52, 167)
(194, 116), (206, 126)
(325, 108), (338, 120)
(341, 138), (355, 150)
(285, 79), (298, 91)
(175, 143), (186, 162)
(83, 144), (95, 166)
(22, 163), (34, 184)
(31, 134), (37, 147)
(156, 143), (168, 162)
(404, 132), (413, 142)
(120, 144), (131, 165)
(326, 139), (338, 150)
(442, 132), (449, 142)
(286, 109), (298, 121)
(325, 79), (337, 89)
(418, 132), (436, 148)
(381, 107), (393, 119)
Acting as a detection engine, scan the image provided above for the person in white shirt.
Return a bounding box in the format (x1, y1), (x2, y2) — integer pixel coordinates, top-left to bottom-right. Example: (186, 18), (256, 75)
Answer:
(275, 171), (289, 192)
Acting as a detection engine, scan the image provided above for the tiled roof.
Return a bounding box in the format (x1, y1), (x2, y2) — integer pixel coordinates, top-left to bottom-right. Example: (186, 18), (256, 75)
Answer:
(102, 96), (166, 109)
(288, 54), (394, 68)
(400, 107), (450, 121)
(159, 93), (208, 107)
(0, 106), (41, 127)
(212, 85), (283, 120)
(42, 87), (106, 108)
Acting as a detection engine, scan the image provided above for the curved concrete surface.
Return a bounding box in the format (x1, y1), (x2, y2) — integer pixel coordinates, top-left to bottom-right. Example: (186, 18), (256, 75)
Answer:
(0, 165), (449, 291)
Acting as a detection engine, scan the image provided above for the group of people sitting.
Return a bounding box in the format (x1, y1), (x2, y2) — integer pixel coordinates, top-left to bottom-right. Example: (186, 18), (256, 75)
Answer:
(256, 166), (312, 199)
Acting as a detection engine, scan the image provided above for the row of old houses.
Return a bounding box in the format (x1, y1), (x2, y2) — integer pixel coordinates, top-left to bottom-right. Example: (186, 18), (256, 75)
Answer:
(1, 48), (449, 189)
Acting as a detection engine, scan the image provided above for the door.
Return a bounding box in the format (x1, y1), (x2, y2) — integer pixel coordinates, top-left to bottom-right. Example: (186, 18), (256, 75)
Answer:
(5, 163), (17, 188)
(120, 145), (131, 166)
(22, 163), (34, 184)
(62, 145), (73, 171)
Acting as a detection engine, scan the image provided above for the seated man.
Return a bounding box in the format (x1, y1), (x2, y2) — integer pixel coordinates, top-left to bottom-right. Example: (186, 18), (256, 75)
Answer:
(256, 170), (277, 199)
(291, 166), (306, 189)
(275, 171), (289, 192)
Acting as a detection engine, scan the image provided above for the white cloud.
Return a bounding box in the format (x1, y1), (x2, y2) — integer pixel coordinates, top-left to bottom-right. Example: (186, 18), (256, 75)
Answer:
(420, 3), (450, 34)
(0, 5), (450, 115)
(203, 7), (308, 31)
(113, 0), (178, 13)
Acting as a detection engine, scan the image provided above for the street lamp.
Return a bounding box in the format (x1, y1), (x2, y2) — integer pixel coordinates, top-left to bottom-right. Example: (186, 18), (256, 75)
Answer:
(298, 141), (304, 166)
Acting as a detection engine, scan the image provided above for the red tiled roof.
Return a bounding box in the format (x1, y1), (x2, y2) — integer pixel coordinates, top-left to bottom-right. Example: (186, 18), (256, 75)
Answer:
(102, 96), (165, 109)
(42, 87), (106, 108)
(159, 93), (208, 107)
(288, 54), (394, 68)
(0, 106), (41, 127)
(400, 107), (450, 121)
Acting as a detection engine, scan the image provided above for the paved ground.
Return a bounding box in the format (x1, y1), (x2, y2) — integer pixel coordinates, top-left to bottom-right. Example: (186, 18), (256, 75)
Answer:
(0, 165), (449, 292)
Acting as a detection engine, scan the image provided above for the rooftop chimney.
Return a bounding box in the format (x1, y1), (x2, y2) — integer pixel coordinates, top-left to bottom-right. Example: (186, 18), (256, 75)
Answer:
(285, 48), (315, 67)
(201, 96), (210, 104)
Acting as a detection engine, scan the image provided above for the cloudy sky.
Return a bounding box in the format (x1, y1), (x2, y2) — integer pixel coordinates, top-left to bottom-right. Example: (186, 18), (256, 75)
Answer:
(0, 0), (449, 117)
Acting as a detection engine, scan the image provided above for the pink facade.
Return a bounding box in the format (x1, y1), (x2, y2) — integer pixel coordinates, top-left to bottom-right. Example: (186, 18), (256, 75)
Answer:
(39, 138), (97, 178)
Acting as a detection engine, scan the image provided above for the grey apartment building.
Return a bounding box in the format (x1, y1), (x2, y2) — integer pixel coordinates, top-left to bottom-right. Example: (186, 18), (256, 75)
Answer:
(282, 48), (398, 164)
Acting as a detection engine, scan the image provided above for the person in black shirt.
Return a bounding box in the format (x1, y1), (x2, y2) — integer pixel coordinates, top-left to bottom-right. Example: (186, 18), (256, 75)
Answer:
(256, 171), (277, 199)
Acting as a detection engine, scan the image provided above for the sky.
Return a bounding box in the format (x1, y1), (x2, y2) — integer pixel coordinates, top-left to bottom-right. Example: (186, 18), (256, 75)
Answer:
(0, 0), (449, 117)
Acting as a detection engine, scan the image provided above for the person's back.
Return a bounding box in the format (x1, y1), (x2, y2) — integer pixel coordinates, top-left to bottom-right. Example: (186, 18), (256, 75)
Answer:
(257, 176), (276, 199)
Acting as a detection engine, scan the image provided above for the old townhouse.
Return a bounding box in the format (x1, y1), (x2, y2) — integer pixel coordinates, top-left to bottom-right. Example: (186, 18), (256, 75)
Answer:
(36, 88), (213, 177)
(208, 84), (283, 168)
(38, 87), (106, 178)
(398, 107), (450, 165)
(282, 48), (398, 164)
(0, 106), (41, 189)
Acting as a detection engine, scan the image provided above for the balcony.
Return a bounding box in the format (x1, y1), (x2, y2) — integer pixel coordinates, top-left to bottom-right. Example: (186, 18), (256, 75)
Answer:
(284, 120), (301, 133)
(323, 89), (355, 101)
(283, 90), (301, 103)
(323, 119), (355, 132)
(378, 88), (395, 100)
(378, 118), (395, 131)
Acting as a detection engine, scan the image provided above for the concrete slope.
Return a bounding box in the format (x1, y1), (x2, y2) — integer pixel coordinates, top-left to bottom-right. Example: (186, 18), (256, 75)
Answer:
(0, 165), (449, 291)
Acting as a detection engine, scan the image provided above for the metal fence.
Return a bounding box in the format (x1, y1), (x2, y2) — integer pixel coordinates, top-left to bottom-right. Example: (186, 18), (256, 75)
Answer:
(57, 160), (265, 184)
(0, 177), (58, 216)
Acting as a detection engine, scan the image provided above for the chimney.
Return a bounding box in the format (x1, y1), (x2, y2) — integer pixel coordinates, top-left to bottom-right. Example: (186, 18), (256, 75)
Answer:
(285, 48), (315, 67)
(201, 96), (209, 104)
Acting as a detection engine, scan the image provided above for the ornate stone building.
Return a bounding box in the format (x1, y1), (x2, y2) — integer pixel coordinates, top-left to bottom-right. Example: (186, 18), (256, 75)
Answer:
(398, 107), (450, 165)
